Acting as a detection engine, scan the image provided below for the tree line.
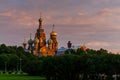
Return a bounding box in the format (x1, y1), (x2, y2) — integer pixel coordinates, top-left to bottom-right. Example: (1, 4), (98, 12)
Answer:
(23, 47), (120, 80)
(0, 44), (120, 80)
(0, 44), (37, 73)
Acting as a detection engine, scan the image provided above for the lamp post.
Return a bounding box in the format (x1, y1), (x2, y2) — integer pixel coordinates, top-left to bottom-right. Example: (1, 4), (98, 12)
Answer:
(4, 62), (7, 73)
(19, 58), (22, 73)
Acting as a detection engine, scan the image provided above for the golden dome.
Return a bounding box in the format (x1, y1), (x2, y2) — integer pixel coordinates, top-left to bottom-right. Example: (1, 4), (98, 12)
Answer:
(23, 41), (27, 45)
(23, 37), (27, 45)
(50, 24), (57, 36)
(50, 31), (57, 36)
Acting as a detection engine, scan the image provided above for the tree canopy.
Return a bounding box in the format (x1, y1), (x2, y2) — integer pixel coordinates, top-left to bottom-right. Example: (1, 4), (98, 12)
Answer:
(0, 43), (120, 80)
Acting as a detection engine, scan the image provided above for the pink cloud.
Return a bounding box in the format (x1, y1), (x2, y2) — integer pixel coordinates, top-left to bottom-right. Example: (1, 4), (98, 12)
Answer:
(96, 8), (112, 16)
(0, 0), (120, 53)
(0, 11), (12, 17)
(86, 41), (110, 47)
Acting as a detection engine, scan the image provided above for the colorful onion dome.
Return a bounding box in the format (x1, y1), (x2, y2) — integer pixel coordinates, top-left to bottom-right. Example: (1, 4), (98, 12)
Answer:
(47, 38), (53, 44)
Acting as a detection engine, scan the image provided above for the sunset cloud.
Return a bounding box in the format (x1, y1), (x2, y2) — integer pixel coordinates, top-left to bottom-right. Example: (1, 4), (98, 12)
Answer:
(86, 42), (110, 47)
(0, 0), (120, 53)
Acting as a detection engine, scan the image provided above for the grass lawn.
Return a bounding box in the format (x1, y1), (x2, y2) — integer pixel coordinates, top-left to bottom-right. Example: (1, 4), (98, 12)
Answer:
(0, 74), (46, 80)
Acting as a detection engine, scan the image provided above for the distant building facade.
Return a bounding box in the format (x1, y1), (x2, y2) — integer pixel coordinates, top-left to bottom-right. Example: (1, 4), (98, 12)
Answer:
(23, 16), (58, 56)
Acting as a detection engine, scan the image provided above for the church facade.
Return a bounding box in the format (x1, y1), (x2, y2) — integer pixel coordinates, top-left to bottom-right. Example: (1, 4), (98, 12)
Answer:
(23, 17), (58, 56)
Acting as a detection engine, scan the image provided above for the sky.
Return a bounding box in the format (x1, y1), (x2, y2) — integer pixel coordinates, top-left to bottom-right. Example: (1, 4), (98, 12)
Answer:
(0, 0), (120, 53)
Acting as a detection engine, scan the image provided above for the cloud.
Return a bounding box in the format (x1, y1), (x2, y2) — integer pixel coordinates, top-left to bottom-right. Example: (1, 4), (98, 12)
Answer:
(0, 0), (120, 53)
(0, 11), (13, 17)
(86, 41), (110, 47)
(85, 41), (120, 53)
(96, 8), (112, 16)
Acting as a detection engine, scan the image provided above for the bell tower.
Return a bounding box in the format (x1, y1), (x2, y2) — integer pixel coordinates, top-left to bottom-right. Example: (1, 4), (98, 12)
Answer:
(34, 15), (47, 56)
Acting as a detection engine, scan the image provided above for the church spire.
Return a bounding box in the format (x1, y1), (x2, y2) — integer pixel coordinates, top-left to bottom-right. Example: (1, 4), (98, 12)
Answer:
(30, 33), (32, 39)
(38, 13), (42, 28)
(52, 24), (55, 32)
(50, 24), (57, 36)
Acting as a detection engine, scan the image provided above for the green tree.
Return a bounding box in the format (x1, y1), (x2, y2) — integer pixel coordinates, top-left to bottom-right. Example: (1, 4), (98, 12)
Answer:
(7, 54), (19, 71)
(0, 54), (9, 70)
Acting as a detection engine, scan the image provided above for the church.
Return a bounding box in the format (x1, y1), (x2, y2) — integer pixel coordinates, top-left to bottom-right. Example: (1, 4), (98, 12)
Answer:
(22, 16), (58, 57)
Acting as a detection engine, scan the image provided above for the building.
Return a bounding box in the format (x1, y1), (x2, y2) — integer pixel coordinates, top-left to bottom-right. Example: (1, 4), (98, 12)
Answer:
(23, 16), (58, 57)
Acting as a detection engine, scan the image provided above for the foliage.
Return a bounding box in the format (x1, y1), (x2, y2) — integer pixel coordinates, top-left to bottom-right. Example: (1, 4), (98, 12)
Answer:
(1, 43), (120, 80)
(23, 53), (120, 80)
(0, 44), (37, 72)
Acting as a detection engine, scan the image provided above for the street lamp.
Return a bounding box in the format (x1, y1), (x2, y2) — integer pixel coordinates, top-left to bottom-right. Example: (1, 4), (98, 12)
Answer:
(19, 58), (22, 73)
(4, 62), (7, 73)
(17, 63), (19, 72)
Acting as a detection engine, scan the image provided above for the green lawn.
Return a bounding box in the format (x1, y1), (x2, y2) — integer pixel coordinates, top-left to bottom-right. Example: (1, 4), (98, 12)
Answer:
(0, 74), (46, 80)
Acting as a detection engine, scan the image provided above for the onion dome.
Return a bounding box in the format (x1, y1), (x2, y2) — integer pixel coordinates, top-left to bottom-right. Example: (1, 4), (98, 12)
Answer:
(23, 37), (27, 45)
(23, 37), (27, 49)
(47, 38), (53, 45)
(34, 37), (39, 44)
(28, 33), (33, 45)
(23, 40), (27, 45)
(28, 39), (33, 45)
(50, 31), (57, 36)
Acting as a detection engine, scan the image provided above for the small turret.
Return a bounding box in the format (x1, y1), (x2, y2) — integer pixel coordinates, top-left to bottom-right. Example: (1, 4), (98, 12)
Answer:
(67, 41), (72, 49)
(28, 33), (33, 53)
(23, 37), (27, 49)
(28, 33), (33, 45)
